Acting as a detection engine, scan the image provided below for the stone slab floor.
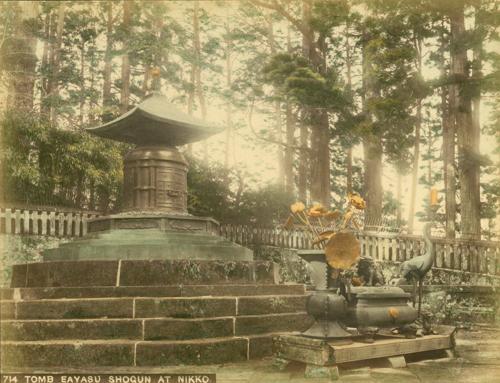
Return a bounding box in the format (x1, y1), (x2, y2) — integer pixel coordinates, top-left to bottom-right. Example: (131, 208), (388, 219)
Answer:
(3, 325), (500, 383)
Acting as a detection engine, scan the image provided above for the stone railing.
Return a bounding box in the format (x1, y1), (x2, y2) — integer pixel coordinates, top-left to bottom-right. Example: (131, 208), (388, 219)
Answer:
(0, 207), (100, 237)
(219, 225), (500, 276)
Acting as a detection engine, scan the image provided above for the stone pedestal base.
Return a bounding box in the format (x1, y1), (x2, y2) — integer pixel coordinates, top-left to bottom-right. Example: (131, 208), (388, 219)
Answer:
(43, 214), (253, 262)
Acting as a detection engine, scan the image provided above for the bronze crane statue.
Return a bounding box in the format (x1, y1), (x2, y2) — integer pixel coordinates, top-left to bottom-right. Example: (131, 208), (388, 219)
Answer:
(400, 222), (435, 316)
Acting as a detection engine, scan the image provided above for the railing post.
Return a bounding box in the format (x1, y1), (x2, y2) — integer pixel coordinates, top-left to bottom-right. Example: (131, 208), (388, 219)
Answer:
(75, 212), (81, 237)
(5, 208), (12, 234)
(41, 211), (47, 235)
(14, 209), (21, 234)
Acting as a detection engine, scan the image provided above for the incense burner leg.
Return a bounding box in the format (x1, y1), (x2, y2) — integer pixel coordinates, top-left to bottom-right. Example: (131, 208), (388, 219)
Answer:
(386, 355), (407, 368)
(304, 364), (340, 380)
(272, 357), (291, 371)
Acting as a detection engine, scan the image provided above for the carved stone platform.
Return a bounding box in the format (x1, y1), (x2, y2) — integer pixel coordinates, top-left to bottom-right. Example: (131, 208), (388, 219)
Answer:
(274, 325), (456, 380)
(43, 213), (253, 262)
(87, 213), (220, 235)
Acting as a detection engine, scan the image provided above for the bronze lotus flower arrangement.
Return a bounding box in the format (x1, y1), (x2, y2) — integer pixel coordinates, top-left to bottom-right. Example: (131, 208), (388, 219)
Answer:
(284, 193), (366, 272)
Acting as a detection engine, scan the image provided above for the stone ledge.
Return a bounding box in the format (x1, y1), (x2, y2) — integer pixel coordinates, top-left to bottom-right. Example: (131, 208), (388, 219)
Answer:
(15, 298), (134, 320)
(1, 318), (143, 341)
(1, 341), (135, 367)
(0, 283), (306, 300)
(143, 317), (234, 340)
(10, 260), (278, 288)
(134, 297), (237, 318)
(235, 312), (313, 336)
(135, 337), (249, 366)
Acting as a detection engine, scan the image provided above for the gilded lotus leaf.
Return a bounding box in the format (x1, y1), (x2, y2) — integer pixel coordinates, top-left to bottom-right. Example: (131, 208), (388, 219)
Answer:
(348, 193), (366, 210)
(325, 232), (360, 270)
(290, 201), (306, 213)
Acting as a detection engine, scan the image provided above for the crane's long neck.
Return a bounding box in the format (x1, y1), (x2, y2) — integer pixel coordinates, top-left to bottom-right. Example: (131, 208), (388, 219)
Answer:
(422, 222), (435, 269)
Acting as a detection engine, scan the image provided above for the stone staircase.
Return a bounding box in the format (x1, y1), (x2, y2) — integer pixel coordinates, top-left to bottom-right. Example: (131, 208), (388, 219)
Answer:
(0, 260), (312, 369)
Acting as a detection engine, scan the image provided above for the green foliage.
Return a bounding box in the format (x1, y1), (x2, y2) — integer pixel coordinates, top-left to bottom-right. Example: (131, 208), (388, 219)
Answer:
(0, 235), (68, 287)
(1, 110), (125, 211)
(262, 52), (347, 111)
(187, 156), (294, 226)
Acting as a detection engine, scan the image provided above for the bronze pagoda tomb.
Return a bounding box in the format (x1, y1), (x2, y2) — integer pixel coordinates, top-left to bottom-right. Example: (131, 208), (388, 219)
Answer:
(43, 94), (253, 261)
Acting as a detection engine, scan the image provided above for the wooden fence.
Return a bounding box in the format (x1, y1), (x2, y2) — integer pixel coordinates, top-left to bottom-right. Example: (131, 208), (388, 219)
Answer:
(0, 209), (498, 276)
(0, 207), (100, 237)
(219, 225), (500, 276)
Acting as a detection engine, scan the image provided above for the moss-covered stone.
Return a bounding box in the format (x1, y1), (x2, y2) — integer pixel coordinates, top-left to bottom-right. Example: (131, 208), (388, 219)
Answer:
(11, 260), (119, 288)
(0, 301), (16, 319)
(248, 334), (275, 359)
(16, 298), (134, 319)
(237, 295), (308, 315)
(1, 319), (142, 341)
(1, 342), (135, 367)
(144, 318), (234, 340)
(136, 338), (248, 365)
(134, 297), (236, 318)
(235, 312), (312, 335)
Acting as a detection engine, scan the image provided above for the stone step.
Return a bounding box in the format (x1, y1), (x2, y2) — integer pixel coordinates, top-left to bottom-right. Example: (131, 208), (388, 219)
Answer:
(237, 295), (308, 316)
(0, 312), (311, 342)
(1, 295), (308, 320)
(0, 333), (290, 367)
(234, 312), (312, 335)
(10, 298), (135, 320)
(0, 318), (144, 341)
(0, 283), (306, 300)
(135, 337), (249, 366)
(1, 340), (136, 368)
(10, 260), (277, 288)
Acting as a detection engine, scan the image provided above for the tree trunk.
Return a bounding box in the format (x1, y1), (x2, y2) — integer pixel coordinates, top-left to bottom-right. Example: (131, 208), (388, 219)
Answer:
(450, 3), (481, 239)
(302, 0), (329, 206)
(267, 18), (284, 185)
(443, 91), (456, 238)
(79, 47), (85, 127)
(361, 31), (383, 228)
(346, 147), (353, 194)
(88, 51), (97, 125)
(309, 112), (330, 206)
(284, 23), (295, 194)
(193, 1), (208, 161)
(8, 1), (39, 110)
(49, 2), (65, 124)
(275, 100), (285, 186)
(40, 10), (51, 116)
(396, 169), (402, 226)
(363, 136), (383, 230)
(102, 1), (113, 112)
(120, 0), (131, 114)
(224, 23), (233, 169)
(407, 35), (423, 233)
(186, 63), (195, 156)
(407, 100), (421, 233)
(298, 122), (309, 202)
(345, 21), (353, 194)
(439, 24), (456, 239)
(284, 102), (295, 194)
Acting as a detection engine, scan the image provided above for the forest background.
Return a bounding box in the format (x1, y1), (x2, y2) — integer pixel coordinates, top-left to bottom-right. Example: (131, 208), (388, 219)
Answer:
(1, 0), (499, 240)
